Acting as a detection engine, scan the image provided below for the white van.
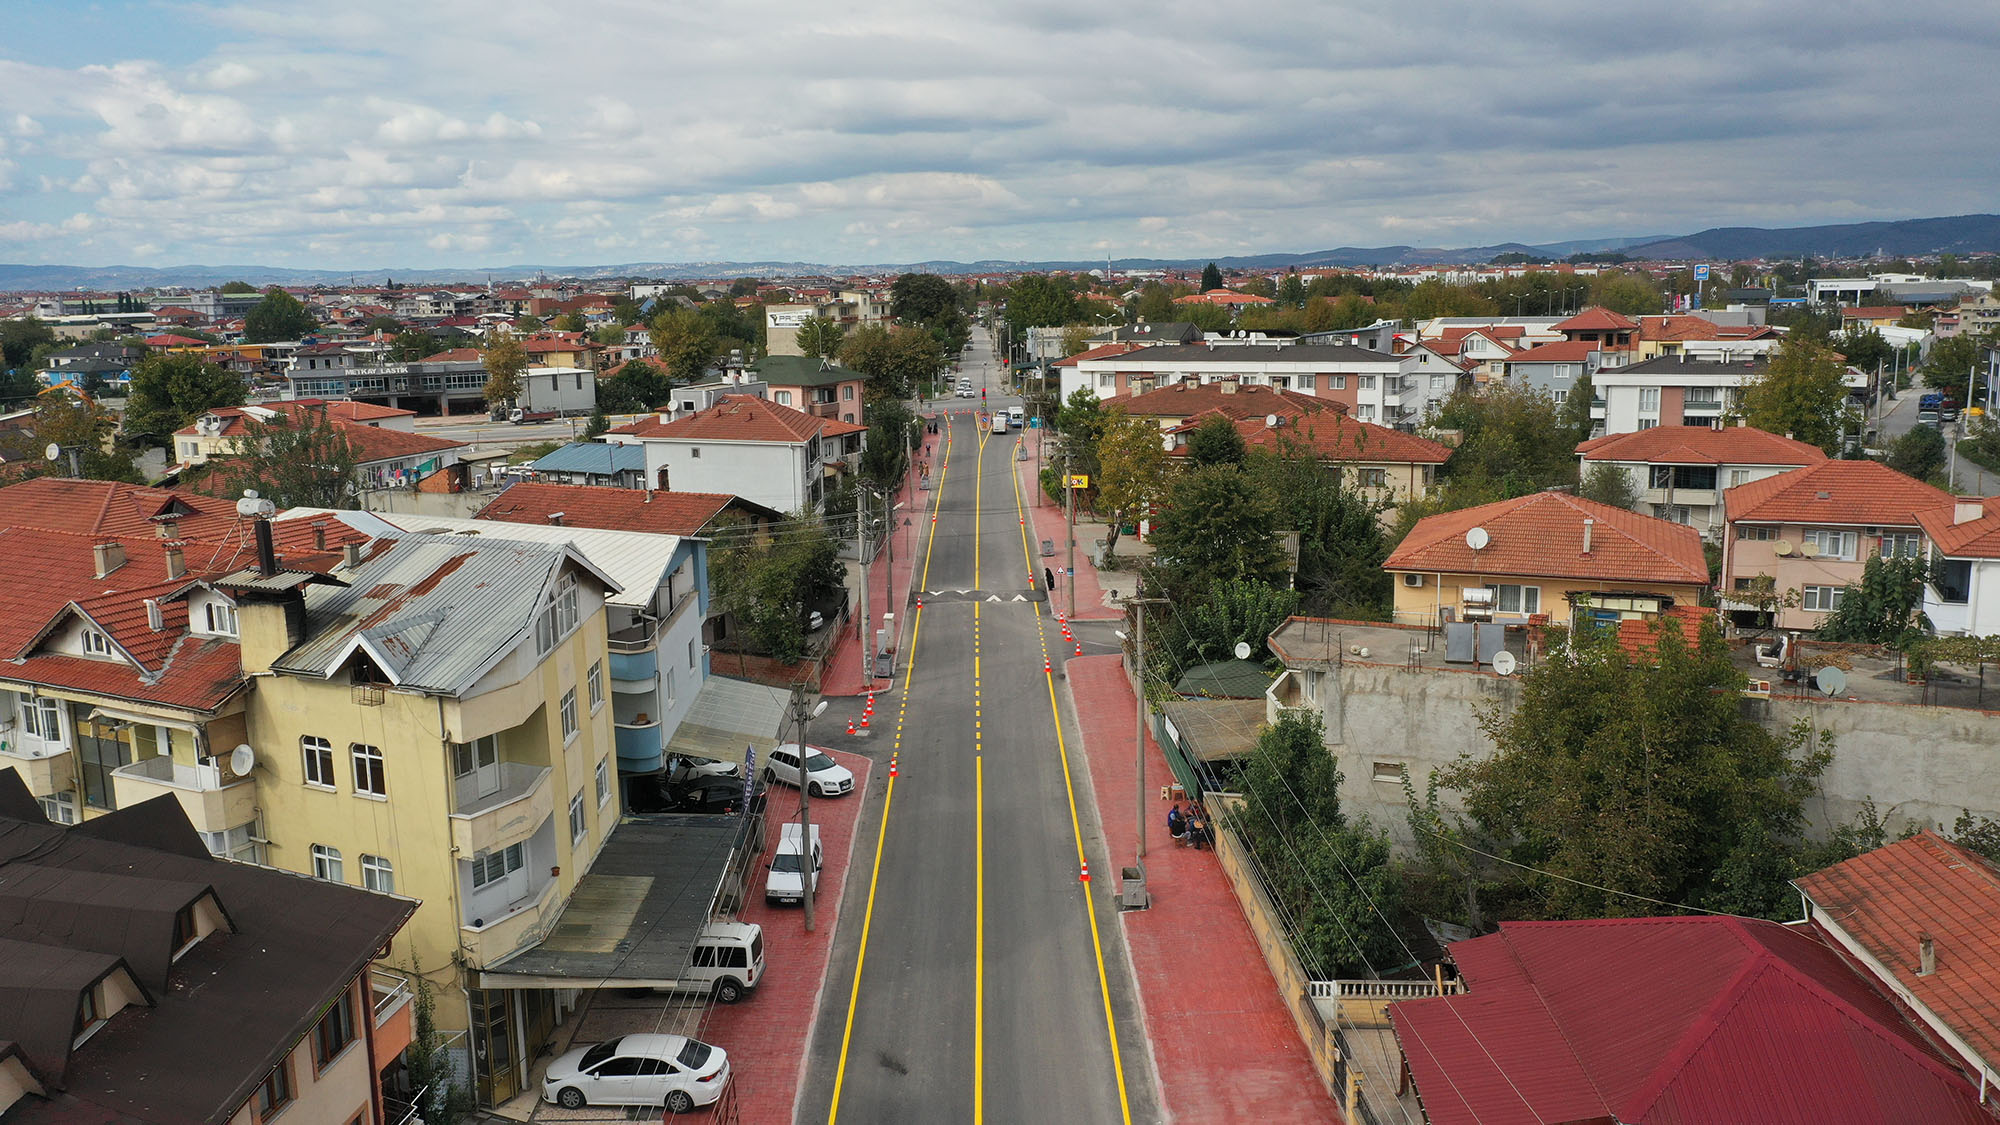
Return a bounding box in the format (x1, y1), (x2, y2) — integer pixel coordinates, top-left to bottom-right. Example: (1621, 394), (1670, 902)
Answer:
(990, 413), (1008, 435)
(1007, 406), (1025, 429)
(765, 823), (822, 905)
(670, 922), (764, 1003)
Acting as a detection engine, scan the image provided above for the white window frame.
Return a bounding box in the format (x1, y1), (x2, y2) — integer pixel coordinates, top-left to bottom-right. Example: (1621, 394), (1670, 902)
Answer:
(1880, 531), (1923, 559)
(1329, 375), (1347, 390)
(203, 600), (239, 637)
(1495, 584), (1541, 614)
(351, 743), (386, 798)
(311, 843), (344, 883)
(1728, 468), (1751, 488)
(471, 842), (525, 888)
(361, 854), (395, 894)
(1639, 387), (1661, 413)
(1802, 585), (1846, 612)
(39, 792), (78, 825)
(587, 659), (604, 711)
(302, 736), (336, 789)
(1805, 528), (1858, 561)
(560, 688), (579, 743)
(569, 793), (587, 844)
(535, 572), (582, 656)
(596, 758), (612, 807)
(1736, 525), (1772, 541)
(81, 629), (113, 656)
(22, 695), (63, 742)
(1358, 375), (1376, 390)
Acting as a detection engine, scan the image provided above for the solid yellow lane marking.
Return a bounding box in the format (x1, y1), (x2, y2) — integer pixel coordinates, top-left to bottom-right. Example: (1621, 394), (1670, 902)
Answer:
(972, 417), (987, 1124)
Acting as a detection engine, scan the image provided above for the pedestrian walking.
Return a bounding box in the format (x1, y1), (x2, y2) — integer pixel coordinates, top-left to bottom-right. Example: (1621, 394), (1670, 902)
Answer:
(1045, 566), (1056, 592)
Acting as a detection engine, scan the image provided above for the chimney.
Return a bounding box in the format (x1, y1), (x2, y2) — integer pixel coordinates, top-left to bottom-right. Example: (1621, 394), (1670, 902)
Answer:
(312, 520), (328, 551)
(1582, 518), (1595, 554)
(163, 540), (186, 581)
(342, 542), (363, 569)
(156, 517), (179, 539)
(254, 517), (278, 576)
(93, 541), (126, 578)
(145, 598), (164, 632)
(1920, 935), (1937, 976)
(643, 490), (653, 503)
(548, 511), (566, 526)
(1956, 498), (1986, 525)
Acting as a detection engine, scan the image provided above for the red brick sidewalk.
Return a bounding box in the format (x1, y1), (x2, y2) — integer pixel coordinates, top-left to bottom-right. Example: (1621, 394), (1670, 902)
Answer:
(1016, 426), (1121, 621)
(1068, 655), (1339, 1124)
(697, 749), (872, 1124)
(822, 434), (938, 697)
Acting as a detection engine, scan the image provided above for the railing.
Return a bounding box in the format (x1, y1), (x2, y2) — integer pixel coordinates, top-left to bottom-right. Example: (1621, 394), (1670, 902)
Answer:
(607, 615), (660, 652)
(371, 967), (414, 1026)
(1309, 979), (1462, 1002)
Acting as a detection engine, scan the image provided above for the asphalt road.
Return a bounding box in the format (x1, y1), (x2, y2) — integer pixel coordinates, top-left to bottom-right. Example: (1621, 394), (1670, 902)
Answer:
(801, 345), (1157, 1122)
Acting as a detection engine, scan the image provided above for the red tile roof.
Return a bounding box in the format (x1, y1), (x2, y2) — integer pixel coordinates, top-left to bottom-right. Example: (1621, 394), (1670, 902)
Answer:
(1105, 381), (1331, 422)
(475, 483), (738, 536)
(605, 394), (863, 443)
(1502, 339), (1598, 364)
(1615, 602), (1717, 662)
(1636, 315), (1781, 342)
(1577, 425), (1829, 467)
(1052, 342), (1151, 367)
(1172, 289), (1276, 306)
(1386, 491), (1709, 586)
(1724, 460), (1952, 528)
(1167, 408), (1449, 464)
(171, 403), (463, 464)
(1797, 831), (2000, 1077)
(143, 334), (210, 348)
(419, 347), (482, 363)
(340, 425), (464, 465)
(1841, 306), (1907, 320)
(0, 479), (240, 538)
(1392, 916), (1993, 1125)
(1915, 496), (2000, 558)
(1554, 307), (1639, 332)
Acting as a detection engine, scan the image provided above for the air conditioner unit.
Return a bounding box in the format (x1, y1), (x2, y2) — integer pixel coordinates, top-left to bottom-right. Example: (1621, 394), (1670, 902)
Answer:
(1403, 573), (1425, 588)
(1863, 527), (1880, 537)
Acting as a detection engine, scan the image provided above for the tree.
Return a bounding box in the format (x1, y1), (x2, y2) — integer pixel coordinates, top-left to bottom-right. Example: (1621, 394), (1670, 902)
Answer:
(1228, 711), (1403, 977)
(1430, 385), (1581, 498)
(1578, 462), (1639, 508)
(598, 360), (670, 413)
(551, 312), (588, 334)
(0, 394), (143, 482)
(838, 324), (938, 401)
(1184, 414), (1247, 467)
(1248, 436), (1394, 619)
(1147, 464), (1288, 602)
(220, 280), (258, 294)
(1, 317), (57, 373)
(1199, 262), (1224, 291)
(611, 299), (646, 325)
(1157, 578), (1300, 672)
(1003, 275), (1079, 333)
(1836, 327), (1893, 376)
(399, 962), (476, 1125)
(582, 406), (610, 439)
(649, 307), (719, 383)
(366, 315), (403, 335)
(1817, 554), (1928, 645)
(1094, 408), (1170, 558)
(890, 273), (961, 324)
(387, 330), (437, 363)
(708, 512), (846, 666)
(795, 316), (845, 360)
(1740, 335), (1856, 453)
(242, 287), (316, 343)
(123, 352), (246, 441)
(1180, 302), (1233, 333)
(1558, 371), (1596, 438)
(481, 329), (528, 409)
(1277, 273), (1307, 306)
(1923, 333), (1986, 404)
(215, 405), (360, 509)
(1442, 618), (1835, 920)
(1885, 423), (1947, 484)
(1060, 324), (1094, 358)
(1134, 282), (1176, 323)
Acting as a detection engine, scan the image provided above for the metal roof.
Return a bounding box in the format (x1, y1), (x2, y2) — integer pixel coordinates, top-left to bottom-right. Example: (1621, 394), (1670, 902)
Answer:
(664, 675), (791, 765)
(528, 441), (648, 475)
(271, 533), (620, 694)
(358, 511), (682, 610)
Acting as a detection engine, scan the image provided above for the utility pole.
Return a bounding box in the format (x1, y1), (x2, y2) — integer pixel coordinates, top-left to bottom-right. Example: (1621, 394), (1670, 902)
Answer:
(1065, 444), (1077, 620)
(880, 484), (895, 676)
(791, 687), (828, 931)
(857, 492), (872, 688)
(1125, 597), (1167, 860)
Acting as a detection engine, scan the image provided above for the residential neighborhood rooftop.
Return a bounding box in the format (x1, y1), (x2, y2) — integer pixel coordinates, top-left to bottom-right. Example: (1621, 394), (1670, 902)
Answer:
(1724, 459), (1953, 526)
(1576, 424), (1830, 466)
(1385, 490), (1710, 586)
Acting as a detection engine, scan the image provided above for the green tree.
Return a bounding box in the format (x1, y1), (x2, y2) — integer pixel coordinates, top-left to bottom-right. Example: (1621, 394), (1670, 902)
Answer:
(1148, 464), (1288, 601)
(481, 329), (528, 408)
(795, 316), (846, 360)
(1181, 302), (1233, 333)
(387, 330), (437, 363)
(611, 298), (645, 325)
(123, 352), (246, 441)
(838, 324), (938, 401)
(551, 311), (587, 333)
(1157, 578), (1300, 671)
(1923, 334), (1986, 404)
(708, 512), (846, 665)
(1443, 618), (1835, 920)
(582, 405), (610, 439)
(1558, 371), (1596, 438)
(1060, 324), (1094, 358)
(1094, 408), (1170, 557)
(591, 323), (626, 347)
(1199, 262), (1224, 291)
(220, 280), (258, 294)
(1578, 461), (1639, 508)
(1248, 435), (1394, 619)
(890, 273), (961, 323)
(649, 307), (718, 383)
(1277, 273), (1307, 305)
(400, 961), (476, 1125)
(1184, 414), (1247, 467)
(1885, 423), (1947, 484)
(1053, 387), (1109, 486)
(366, 315), (403, 335)
(1003, 275), (1079, 333)
(0, 394), (143, 482)
(242, 287), (317, 343)
(1228, 711), (1403, 977)
(1430, 385), (1581, 498)
(1817, 554), (1928, 645)
(1740, 335), (1856, 453)
(216, 405), (360, 508)
(1585, 270), (1666, 316)
(1, 317), (58, 373)
(1836, 327), (1893, 376)
(1133, 282), (1176, 323)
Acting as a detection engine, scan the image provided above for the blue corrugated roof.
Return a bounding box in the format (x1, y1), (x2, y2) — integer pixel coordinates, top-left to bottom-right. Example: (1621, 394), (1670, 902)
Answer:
(528, 442), (647, 475)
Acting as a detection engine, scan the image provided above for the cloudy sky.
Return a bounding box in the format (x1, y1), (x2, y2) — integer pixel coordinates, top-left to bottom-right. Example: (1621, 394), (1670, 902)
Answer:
(1, 0), (1995, 269)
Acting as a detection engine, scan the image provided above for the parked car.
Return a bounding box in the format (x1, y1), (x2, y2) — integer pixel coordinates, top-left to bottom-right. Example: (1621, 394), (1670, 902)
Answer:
(670, 773), (766, 814)
(763, 742), (854, 797)
(668, 755), (740, 787)
(765, 822), (822, 904)
(541, 1034), (730, 1113)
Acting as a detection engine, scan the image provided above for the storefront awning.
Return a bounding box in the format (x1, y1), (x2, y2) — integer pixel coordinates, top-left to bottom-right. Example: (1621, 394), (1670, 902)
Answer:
(661, 675), (791, 766)
(477, 814), (749, 990)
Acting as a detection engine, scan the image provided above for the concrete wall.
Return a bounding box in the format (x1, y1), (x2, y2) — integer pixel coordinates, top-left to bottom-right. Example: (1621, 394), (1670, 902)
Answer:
(1310, 660), (2000, 853)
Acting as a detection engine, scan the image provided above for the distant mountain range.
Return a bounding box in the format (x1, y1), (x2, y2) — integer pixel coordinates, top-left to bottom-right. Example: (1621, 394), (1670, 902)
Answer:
(2, 213), (1995, 292)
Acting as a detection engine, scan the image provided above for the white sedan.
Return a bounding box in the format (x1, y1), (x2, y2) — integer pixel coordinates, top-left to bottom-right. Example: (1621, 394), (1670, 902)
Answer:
(541, 1034), (730, 1113)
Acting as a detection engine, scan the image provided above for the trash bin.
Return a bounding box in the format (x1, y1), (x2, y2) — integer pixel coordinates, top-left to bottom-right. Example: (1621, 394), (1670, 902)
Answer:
(1040, 539), (1055, 557)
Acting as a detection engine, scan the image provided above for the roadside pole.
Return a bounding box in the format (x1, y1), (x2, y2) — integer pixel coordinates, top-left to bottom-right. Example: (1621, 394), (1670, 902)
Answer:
(791, 689), (828, 932)
(1065, 445), (1077, 620)
(858, 493), (872, 689)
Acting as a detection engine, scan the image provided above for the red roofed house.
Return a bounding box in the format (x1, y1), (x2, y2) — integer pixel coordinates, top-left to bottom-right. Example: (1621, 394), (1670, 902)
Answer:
(1165, 407), (1448, 506)
(1552, 306), (1639, 350)
(1061, 342), (1405, 421)
(1386, 491), (1710, 630)
(172, 401), (464, 490)
(1576, 424), (1828, 540)
(1389, 916), (1996, 1125)
(1052, 341), (1154, 399)
(604, 394), (866, 512)
(1171, 288), (1277, 309)
(1798, 830), (2000, 1105)
(1720, 459), (1953, 631)
(1841, 305), (1909, 331)
(1916, 495), (2000, 636)
(474, 481), (782, 538)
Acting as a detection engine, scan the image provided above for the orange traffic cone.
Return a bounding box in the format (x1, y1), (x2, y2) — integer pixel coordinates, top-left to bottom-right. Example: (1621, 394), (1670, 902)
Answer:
(845, 718), (856, 736)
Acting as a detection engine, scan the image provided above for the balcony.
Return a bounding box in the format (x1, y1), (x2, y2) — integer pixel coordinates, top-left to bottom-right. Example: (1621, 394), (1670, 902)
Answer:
(1925, 586), (1972, 636)
(809, 401), (840, 419)
(369, 967), (416, 1069)
(459, 876), (564, 969)
(1644, 487), (1718, 508)
(0, 733), (73, 797)
(111, 755), (256, 835)
(1265, 668), (1317, 726)
(448, 764), (553, 856)
(608, 645), (659, 688)
(615, 718), (665, 775)
(607, 617), (660, 654)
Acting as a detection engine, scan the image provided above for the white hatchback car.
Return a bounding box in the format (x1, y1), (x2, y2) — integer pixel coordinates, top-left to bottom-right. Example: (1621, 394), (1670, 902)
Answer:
(763, 742), (854, 797)
(542, 1034), (729, 1113)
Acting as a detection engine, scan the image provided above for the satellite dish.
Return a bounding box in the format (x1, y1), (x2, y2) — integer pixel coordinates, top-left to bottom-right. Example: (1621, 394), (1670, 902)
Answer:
(1233, 641), (1252, 660)
(1491, 651), (1518, 676)
(1772, 539), (1793, 557)
(1799, 541), (1820, 558)
(1466, 527), (1490, 551)
(45, 443), (61, 462)
(228, 744), (257, 775)
(1816, 666), (1847, 697)
(1265, 414), (1280, 427)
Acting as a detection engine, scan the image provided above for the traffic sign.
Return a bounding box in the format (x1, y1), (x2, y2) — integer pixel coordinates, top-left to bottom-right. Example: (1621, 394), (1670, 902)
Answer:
(1066, 474), (1089, 488)
(1693, 264), (1710, 281)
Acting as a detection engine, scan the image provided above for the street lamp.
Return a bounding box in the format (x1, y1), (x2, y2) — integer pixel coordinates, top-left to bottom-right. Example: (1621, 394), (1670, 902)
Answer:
(791, 691), (831, 931)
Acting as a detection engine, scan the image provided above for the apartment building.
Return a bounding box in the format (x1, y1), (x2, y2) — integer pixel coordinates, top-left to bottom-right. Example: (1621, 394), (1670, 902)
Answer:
(172, 401), (465, 488)
(1592, 353), (1771, 436)
(1575, 425), (1827, 539)
(755, 354), (868, 426)
(605, 394), (866, 512)
(1164, 407), (1448, 507)
(1060, 342), (1403, 420)
(1915, 496), (2000, 637)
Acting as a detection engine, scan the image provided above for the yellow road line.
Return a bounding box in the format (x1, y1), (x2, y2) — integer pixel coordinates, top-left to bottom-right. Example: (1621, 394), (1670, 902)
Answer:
(973, 422), (987, 1123)
(828, 409), (952, 1123)
(1008, 434), (1135, 1124)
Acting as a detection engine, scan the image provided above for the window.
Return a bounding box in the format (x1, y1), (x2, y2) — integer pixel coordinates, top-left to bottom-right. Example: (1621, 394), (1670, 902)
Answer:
(1728, 468), (1752, 488)
(1552, 389), (1568, 404)
(38, 792), (77, 825)
(1637, 418), (1658, 430)
(1371, 762), (1405, 783)
(311, 844), (344, 883)
(351, 743), (386, 797)
(81, 629), (113, 656)
(1736, 525), (1773, 541)
(254, 1060), (293, 1122)
(536, 573), (581, 655)
(361, 854), (395, 894)
(1358, 375), (1376, 390)
(1880, 531), (1923, 558)
(560, 688), (579, 743)
(664, 668), (676, 708)
(587, 660), (604, 710)
(1329, 375), (1347, 390)
(1358, 468), (1387, 488)
(21, 694), (62, 742)
(1357, 405), (1376, 421)
(843, 384), (855, 399)
(775, 390), (792, 405)
(1639, 387), (1661, 413)
(570, 793), (587, 844)
(691, 447), (702, 458)
(1804, 529), (1858, 561)
(1495, 584), (1540, 614)
(689, 637), (698, 668)
(1803, 585), (1846, 612)
(203, 601), (238, 636)
(471, 842), (525, 888)
(596, 758), (611, 806)
(1649, 465), (1718, 491)
(1653, 504), (1692, 524)
(302, 737), (336, 789)
(311, 991), (355, 1071)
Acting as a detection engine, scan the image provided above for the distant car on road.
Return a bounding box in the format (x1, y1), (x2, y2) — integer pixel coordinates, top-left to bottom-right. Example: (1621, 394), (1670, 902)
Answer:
(541, 1034), (730, 1113)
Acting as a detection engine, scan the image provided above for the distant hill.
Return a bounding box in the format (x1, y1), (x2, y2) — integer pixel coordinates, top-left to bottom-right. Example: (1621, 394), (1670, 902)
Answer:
(1, 214), (1995, 291)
